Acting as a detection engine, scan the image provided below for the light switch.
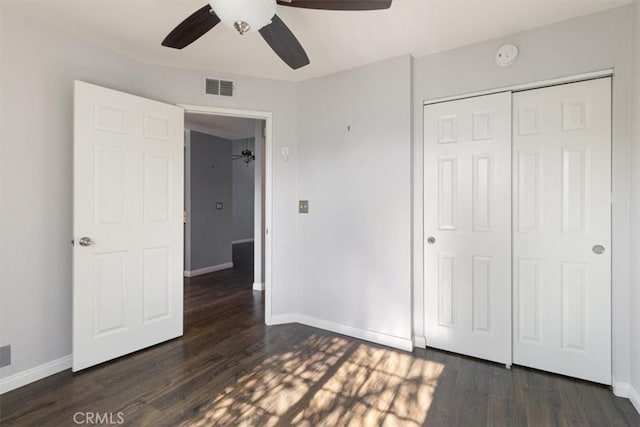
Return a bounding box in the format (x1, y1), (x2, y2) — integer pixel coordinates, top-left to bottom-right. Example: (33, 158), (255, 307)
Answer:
(216, 202), (223, 210)
(299, 200), (309, 214)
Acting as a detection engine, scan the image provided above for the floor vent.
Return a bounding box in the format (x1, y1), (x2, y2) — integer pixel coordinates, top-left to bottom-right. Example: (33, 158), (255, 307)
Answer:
(205, 78), (234, 97)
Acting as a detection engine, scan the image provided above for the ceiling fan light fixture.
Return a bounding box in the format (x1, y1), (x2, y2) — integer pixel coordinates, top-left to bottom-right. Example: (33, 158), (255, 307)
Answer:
(234, 21), (251, 35)
(210, 0), (276, 34)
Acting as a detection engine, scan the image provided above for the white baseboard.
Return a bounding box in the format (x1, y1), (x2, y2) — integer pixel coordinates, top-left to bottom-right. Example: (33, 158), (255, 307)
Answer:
(0, 355), (71, 395)
(232, 238), (254, 245)
(413, 335), (427, 348)
(613, 378), (630, 398)
(252, 282), (265, 291)
(184, 262), (233, 277)
(295, 314), (413, 352)
(268, 314), (300, 325)
(630, 385), (640, 415)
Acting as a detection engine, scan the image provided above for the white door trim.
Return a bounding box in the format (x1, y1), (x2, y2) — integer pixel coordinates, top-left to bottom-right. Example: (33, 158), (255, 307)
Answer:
(423, 69), (613, 106)
(179, 104), (273, 325)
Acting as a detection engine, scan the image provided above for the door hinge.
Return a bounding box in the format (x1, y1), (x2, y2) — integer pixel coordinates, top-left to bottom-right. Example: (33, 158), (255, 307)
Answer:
(183, 211), (187, 223)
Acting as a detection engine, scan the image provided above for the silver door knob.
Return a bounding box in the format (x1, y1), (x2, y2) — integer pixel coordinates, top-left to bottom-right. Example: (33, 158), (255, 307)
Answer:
(79, 237), (93, 247)
(592, 245), (605, 255)
(427, 237), (436, 244)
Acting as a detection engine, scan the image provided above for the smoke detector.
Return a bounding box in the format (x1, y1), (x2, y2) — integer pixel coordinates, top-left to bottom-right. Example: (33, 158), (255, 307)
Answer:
(495, 44), (519, 67)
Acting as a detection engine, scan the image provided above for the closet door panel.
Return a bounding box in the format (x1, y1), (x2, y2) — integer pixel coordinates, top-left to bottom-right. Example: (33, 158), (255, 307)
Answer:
(424, 92), (512, 365)
(512, 78), (611, 385)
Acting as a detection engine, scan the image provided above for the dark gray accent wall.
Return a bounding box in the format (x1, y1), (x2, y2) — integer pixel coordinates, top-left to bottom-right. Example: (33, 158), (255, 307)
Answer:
(189, 131), (233, 270)
(232, 137), (255, 242)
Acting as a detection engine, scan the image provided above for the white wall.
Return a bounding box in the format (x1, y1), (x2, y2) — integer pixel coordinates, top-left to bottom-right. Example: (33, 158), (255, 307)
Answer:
(630, 0), (640, 410)
(412, 5), (634, 388)
(254, 122), (266, 288)
(296, 55), (413, 349)
(232, 138), (255, 242)
(0, 6), (147, 381)
(0, 4), (299, 382)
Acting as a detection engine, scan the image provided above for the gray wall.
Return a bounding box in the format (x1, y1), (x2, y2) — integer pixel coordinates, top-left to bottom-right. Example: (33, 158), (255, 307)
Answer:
(188, 131), (233, 271)
(297, 55), (413, 344)
(411, 5), (633, 388)
(630, 0), (640, 402)
(232, 138), (255, 242)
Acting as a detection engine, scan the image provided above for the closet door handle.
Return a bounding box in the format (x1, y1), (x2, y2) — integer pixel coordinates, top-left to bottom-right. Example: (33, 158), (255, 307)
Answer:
(592, 245), (605, 255)
(79, 237), (94, 247)
(427, 237), (436, 244)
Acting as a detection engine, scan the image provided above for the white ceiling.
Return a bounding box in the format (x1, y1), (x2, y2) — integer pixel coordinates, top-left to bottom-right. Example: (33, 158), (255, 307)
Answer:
(185, 112), (259, 140)
(4, 0), (630, 82)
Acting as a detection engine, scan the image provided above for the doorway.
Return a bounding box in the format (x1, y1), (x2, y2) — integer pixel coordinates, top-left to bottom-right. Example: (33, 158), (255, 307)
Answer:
(181, 105), (271, 315)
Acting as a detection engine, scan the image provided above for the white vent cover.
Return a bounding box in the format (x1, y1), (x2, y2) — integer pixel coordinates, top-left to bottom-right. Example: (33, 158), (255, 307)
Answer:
(204, 78), (235, 97)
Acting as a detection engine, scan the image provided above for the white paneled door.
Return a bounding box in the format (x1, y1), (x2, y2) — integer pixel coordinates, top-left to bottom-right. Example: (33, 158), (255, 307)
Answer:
(512, 78), (612, 384)
(73, 81), (184, 371)
(424, 92), (512, 365)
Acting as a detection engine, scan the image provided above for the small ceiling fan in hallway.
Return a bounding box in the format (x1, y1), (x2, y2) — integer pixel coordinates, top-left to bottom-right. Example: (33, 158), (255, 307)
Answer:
(233, 144), (256, 165)
(162, 0), (393, 70)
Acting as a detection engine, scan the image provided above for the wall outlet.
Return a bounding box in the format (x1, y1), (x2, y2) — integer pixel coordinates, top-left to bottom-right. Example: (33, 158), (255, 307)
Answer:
(0, 345), (11, 368)
(299, 200), (309, 214)
(216, 202), (223, 210)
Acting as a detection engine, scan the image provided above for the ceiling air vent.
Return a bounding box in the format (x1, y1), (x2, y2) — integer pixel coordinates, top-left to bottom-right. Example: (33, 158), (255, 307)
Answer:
(205, 78), (235, 97)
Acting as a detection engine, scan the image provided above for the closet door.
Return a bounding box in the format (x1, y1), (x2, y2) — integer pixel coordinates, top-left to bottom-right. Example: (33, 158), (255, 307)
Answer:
(424, 92), (512, 365)
(512, 78), (611, 384)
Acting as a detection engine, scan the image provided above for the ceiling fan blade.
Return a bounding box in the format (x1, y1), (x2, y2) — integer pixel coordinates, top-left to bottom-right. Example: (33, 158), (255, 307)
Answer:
(162, 5), (221, 49)
(276, 0), (391, 10)
(259, 15), (310, 70)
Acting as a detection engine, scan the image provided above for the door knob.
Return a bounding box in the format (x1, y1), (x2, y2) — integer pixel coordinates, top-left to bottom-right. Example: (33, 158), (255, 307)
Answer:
(427, 237), (436, 244)
(79, 237), (94, 247)
(592, 245), (605, 255)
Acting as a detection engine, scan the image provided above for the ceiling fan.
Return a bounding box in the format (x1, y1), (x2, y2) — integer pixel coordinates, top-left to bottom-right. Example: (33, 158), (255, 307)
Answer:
(233, 149), (256, 164)
(162, 0), (393, 70)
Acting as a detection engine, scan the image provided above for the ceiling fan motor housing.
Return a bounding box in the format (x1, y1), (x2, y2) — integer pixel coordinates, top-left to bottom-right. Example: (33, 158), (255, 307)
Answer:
(210, 0), (276, 34)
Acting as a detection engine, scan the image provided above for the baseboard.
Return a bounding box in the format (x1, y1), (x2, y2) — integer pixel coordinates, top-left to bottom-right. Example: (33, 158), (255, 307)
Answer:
(232, 238), (254, 245)
(252, 282), (265, 291)
(184, 262), (233, 277)
(413, 335), (427, 348)
(612, 378), (630, 398)
(295, 314), (413, 352)
(268, 314), (300, 325)
(0, 355), (71, 395)
(630, 385), (640, 415)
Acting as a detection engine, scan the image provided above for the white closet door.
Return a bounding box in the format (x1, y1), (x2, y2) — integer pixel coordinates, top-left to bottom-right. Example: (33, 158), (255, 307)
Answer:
(424, 92), (512, 365)
(512, 78), (611, 384)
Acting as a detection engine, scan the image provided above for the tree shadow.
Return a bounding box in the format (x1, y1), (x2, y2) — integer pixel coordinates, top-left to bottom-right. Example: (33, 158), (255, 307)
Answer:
(180, 333), (445, 426)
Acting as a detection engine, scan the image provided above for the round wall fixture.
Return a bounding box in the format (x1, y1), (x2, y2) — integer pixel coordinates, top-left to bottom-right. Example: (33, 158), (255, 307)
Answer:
(495, 44), (519, 67)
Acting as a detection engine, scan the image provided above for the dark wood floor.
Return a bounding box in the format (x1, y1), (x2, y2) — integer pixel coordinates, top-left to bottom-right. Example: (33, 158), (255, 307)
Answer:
(1, 242), (638, 426)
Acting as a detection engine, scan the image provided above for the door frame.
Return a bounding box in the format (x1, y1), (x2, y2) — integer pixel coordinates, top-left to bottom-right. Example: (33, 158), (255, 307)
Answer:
(419, 68), (614, 366)
(423, 69), (613, 106)
(180, 104), (274, 325)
